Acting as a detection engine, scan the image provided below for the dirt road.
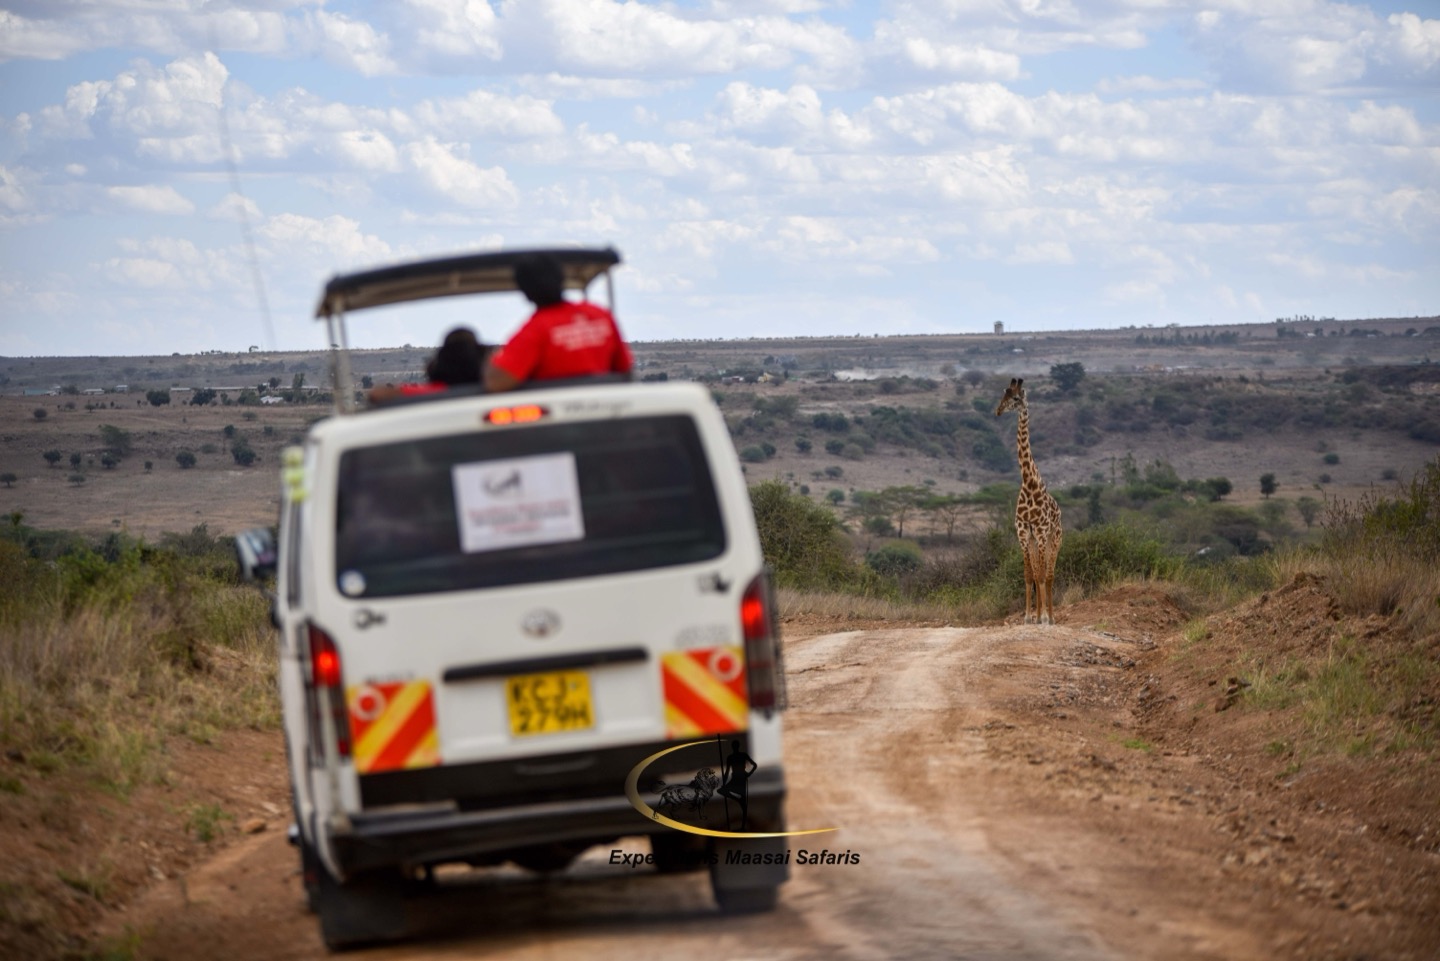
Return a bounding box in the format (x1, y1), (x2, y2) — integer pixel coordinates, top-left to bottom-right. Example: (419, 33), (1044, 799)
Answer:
(104, 616), (1432, 960)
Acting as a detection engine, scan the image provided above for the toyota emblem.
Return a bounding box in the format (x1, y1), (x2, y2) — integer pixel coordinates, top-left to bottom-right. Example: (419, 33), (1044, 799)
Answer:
(521, 609), (561, 638)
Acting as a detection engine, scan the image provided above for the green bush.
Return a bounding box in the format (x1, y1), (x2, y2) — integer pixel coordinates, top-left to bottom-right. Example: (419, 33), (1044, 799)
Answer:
(1056, 524), (1174, 593)
(749, 481), (856, 590)
(866, 542), (923, 578)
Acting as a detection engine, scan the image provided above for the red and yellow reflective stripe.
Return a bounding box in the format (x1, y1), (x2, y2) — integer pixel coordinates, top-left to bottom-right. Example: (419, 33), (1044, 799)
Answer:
(662, 646), (748, 738)
(347, 680), (441, 774)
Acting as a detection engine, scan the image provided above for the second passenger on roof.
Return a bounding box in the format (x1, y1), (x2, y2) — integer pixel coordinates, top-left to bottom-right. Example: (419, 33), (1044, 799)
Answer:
(484, 252), (633, 393)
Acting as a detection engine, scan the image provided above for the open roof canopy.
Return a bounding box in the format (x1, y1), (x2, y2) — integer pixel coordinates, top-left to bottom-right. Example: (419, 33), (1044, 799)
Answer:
(314, 247), (622, 318)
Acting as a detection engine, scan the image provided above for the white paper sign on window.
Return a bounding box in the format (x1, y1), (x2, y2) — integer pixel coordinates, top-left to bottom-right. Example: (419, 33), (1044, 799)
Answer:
(452, 452), (585, 553)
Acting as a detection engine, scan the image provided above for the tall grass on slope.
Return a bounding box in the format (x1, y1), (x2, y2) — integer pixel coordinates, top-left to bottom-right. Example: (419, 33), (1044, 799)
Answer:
(0, 530), (276, 795)
(1292, 456), (1440, 639)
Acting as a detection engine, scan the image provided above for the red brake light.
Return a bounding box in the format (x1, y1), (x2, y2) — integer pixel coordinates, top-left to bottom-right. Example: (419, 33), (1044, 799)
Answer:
(741, 592), (767, 642)
(305, 624), (350, 759)
(308, 625), (342, 689)
(485, 404), (547, 425)
(741, 575), (784, 713)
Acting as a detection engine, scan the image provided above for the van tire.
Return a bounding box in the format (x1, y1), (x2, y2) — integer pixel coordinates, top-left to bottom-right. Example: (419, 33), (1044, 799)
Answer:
(650, 833), (708, 874)
(316, 866), (408, 950)
(297, 833), (321, 914)
(713, 884), (779, 914)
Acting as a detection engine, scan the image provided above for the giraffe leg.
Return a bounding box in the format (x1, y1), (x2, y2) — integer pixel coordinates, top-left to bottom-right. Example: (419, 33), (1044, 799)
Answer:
(1043, 537), (1061, 625)
(1021, 549), (1035, 624)
(1035, 547), (1051, 625)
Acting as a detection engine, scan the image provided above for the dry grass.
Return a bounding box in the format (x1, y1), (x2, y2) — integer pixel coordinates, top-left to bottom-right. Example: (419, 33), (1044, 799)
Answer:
(0, 539), (277, 794)
(777, 587), (962, 623)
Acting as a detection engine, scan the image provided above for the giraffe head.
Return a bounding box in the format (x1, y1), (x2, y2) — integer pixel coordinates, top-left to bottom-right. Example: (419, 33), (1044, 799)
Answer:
(994, 377), (1027, 417)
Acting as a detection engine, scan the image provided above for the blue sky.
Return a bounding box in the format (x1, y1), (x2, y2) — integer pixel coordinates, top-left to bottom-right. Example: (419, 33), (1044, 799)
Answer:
(1, 0), (1437, 356)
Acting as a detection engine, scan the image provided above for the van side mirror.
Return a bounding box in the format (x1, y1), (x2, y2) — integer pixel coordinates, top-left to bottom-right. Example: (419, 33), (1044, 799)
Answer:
(235, 527), (278, 581)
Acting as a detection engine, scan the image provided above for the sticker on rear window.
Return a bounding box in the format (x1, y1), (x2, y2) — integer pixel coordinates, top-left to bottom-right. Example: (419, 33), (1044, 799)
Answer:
(452, 452), (585, 554)
(339, 569), (366, 596)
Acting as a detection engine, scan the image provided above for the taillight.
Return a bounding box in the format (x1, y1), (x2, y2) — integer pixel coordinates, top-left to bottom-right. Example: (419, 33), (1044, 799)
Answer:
(306, 624), (351, 760)
(741, 574), (785, 715)
(485, 404), (547, 425)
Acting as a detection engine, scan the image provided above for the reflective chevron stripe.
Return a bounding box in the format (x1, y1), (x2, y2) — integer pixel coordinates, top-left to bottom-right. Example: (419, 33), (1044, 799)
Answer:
(661, 646), (748, 738)
(347, 680), (441, 774)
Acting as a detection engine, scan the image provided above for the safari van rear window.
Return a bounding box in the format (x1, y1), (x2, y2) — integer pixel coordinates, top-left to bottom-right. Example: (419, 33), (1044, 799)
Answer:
(333, 415), (726, 597)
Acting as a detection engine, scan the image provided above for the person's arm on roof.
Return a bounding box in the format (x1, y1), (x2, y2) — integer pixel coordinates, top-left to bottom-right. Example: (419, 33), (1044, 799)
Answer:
(484, 314), (543, 392)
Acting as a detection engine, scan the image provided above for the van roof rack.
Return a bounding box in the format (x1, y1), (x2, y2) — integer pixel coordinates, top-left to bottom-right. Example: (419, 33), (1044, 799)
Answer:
(312, 246), (623, 415)
(315, 247), (621, 318)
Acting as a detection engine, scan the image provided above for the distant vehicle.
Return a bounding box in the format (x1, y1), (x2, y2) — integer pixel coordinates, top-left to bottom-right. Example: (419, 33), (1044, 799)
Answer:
(236, 248), (790, 949)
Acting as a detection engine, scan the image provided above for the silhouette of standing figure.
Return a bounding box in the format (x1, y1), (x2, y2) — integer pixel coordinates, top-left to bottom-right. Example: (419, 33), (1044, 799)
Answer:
(717, 739), (758, 830)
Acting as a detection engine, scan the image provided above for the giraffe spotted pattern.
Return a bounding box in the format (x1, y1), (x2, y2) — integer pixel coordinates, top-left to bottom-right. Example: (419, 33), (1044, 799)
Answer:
(995, 377), (1063, 625)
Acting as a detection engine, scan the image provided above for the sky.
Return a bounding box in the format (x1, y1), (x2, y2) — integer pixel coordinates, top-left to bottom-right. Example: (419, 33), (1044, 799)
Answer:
(0, 0), (1437, 357)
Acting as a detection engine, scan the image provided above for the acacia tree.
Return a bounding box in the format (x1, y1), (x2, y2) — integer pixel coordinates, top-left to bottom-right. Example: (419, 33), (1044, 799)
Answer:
(923, 494), (965, 544)
(1050, 362), (1087, 393)
(43, 449), (62, 468)
(1260, 473), (1278, 499)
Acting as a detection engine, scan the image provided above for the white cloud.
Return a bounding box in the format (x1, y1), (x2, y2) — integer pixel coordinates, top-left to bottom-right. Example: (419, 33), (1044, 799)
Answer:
(302, 10), (397, 77)
(207, 192), (262, 222)
(402, 138), (519, 209)
(1097, 75), (1208, 94)
(1188, 3), (1440, 93)
(1007, 240), (1074, 265)
(329, 128), (402, 172)
(413, 90), (564, 139)
(401, 0), (502, 61)
(258, 212), (395, 267)
(106, 184), (195, 215)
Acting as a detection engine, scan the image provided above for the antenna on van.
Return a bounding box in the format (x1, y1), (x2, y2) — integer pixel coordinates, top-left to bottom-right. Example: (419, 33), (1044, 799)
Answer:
(213, 35), (276, 352)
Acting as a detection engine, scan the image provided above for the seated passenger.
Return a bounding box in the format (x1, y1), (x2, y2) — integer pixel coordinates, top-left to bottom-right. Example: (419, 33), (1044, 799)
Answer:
(484, 253), (632, 392)
(370, 327), (488, 404)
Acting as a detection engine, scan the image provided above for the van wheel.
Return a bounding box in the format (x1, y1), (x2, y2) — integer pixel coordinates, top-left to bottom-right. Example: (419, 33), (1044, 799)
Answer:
(713, 884), (779, 914)
(650, 833), (708, 874)
(316, 866), (408, 950)
(297, 832), (321, 914)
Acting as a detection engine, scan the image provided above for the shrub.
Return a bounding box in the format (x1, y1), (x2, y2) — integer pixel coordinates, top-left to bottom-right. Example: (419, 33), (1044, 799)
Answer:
(146, 389), (171, 407)
(826, 489), (845, 504)
(749, 480), (856, 589)
(0, 473), (15, 488)
(794, 437), (812, 454)
(67, 473), (85, 485)
(825, 438), (846, 456)
(866, 542), (924, 577)
(824, 465), (843, 479)
(69, 452), (82, 470)
(100, 453), (118, 470)
(231, 441), (257, 467)
(1056, 524), (1174, 593)
(98, 424), (132, 456)
(740, 445), (768, 464)
(175, 450), (197, 469)
(43, 450), (62, 468)
(32, 408), (46, 421)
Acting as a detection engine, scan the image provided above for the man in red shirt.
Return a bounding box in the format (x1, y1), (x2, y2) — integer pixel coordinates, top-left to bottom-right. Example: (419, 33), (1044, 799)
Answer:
(485, 253), (632, 392)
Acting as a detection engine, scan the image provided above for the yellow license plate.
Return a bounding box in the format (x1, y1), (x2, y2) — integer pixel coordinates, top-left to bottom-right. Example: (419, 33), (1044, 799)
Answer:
(506, 671), (594, 736)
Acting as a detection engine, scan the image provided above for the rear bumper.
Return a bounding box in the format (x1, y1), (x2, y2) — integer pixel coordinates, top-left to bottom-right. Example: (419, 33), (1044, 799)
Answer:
(331, 765), (786, 875)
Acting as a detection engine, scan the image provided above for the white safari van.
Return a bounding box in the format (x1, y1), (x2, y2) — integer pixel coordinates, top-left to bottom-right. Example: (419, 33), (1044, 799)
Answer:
(236, 248), (789, 949)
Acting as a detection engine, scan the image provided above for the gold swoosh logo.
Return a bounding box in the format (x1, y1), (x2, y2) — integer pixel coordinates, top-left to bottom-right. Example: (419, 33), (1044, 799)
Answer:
(624, 741), (838, 839)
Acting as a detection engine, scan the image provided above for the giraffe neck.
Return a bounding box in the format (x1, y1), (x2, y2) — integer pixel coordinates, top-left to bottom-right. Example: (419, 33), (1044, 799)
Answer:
(1016, 405), (1043, 490)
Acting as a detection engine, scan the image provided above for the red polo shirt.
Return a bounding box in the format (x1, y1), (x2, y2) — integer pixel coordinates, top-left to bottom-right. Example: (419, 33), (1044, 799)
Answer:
(490, 301), (632, 382)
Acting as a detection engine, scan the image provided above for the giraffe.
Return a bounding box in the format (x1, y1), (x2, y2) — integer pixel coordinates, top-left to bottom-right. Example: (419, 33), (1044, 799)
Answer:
(994, 377), (1063, 625)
